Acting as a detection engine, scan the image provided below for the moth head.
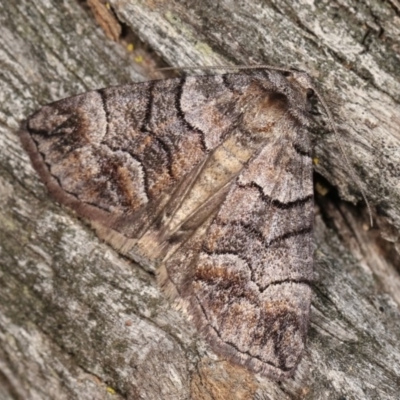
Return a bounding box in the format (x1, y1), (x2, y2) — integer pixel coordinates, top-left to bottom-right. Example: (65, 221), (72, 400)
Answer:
(284, 70), (316, 102)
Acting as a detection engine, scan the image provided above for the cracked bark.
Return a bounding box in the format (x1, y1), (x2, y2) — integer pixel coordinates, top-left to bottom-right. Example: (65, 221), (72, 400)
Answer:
(0, 0), (399, 399)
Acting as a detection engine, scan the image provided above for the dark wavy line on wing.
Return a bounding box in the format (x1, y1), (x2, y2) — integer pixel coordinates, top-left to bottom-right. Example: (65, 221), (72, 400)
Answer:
(140, 80), (155, 132)
(237, 181), (313, 209)
(193, 293), (294, 372)
(175, 76), (208, 152)
(293, 142), (312, 158)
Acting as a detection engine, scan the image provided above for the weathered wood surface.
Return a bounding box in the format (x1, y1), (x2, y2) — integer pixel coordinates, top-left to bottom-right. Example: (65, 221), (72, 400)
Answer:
(0, 0), (399, 399)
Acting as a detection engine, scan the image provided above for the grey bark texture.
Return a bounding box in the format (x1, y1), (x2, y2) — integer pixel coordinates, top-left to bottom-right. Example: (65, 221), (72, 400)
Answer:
(0, 0), (399, 399)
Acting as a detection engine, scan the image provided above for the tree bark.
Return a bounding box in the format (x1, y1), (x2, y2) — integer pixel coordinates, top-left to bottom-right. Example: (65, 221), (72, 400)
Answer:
(0, 1), (399, 399)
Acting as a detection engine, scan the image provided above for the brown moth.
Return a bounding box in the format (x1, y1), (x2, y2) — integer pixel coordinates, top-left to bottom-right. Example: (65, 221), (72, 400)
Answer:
(19, 69), (315, 380)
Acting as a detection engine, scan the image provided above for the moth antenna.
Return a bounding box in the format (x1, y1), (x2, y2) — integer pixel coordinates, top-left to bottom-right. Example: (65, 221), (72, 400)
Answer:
(158, 64), (294, 73)
(159, 64), (374, 226)
(310, 87), (373, 227)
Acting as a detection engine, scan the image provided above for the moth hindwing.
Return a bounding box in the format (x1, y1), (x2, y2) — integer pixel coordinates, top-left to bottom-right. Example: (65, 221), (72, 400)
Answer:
(20, 70), (314, 380)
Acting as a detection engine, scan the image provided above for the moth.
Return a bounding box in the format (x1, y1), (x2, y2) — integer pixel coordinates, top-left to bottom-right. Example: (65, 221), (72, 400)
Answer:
(20, 69), (316, 380)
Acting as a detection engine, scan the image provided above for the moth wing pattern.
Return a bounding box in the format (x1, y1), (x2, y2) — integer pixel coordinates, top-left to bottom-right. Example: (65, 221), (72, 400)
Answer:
(20, 70), (314, 380)
(19, 76), (240, 261)
(160, 72), (314, 379)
